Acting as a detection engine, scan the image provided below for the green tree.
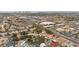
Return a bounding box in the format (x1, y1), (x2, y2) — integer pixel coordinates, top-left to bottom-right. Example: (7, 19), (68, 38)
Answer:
(45, 29), (54, 34)
(12, 33), (18, 46)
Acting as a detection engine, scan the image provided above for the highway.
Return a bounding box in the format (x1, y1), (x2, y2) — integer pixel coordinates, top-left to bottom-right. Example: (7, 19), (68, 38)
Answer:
(48, 28), (79, 44)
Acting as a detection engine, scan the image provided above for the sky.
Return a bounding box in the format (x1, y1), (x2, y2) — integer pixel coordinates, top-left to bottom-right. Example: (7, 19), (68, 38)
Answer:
(0, 0), (78, 11)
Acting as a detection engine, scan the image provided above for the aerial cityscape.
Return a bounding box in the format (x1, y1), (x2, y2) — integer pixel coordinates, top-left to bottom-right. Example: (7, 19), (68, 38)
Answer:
(0, 11), (79, 47)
